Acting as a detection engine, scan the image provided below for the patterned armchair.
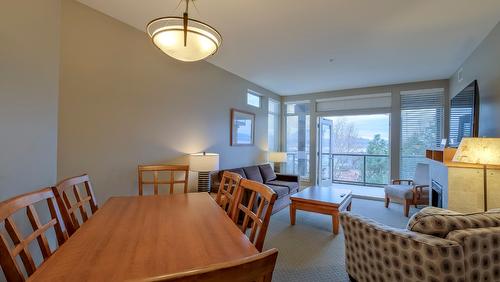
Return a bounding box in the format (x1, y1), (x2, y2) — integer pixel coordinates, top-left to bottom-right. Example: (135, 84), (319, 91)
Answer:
(340, 207), (500, 282)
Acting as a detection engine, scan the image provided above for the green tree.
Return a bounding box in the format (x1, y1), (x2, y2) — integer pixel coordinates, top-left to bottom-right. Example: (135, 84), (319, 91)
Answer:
(366, 134), (389, 184)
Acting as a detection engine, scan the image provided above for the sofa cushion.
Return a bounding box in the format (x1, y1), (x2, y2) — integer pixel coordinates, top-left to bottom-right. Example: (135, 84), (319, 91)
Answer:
(407, 207), (500, 238)
(242, 166), (264, 183)
(258, 164), (277, 182)
(225, 168), (246, 178)
(265, 180), (299, 193)
(266, 185), (289, 198)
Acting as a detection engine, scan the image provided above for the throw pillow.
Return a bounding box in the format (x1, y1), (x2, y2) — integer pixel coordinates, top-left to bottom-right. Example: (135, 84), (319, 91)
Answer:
(258, 164), (277, 182)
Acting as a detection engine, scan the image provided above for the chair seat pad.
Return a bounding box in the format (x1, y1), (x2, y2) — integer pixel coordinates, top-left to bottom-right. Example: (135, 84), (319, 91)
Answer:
(384, 184), (414, 199)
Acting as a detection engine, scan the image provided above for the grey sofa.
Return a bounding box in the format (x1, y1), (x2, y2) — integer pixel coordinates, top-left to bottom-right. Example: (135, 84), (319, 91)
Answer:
(210, 164), (299, 214)
(341, 207), (500, 282)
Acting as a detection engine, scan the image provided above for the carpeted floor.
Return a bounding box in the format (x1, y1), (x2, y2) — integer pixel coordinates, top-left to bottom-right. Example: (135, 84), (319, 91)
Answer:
(264, 198), (421, 282)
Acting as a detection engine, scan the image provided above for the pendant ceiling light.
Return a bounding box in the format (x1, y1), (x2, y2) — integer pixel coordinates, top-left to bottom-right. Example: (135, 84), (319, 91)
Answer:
(147, 0), (222, 62)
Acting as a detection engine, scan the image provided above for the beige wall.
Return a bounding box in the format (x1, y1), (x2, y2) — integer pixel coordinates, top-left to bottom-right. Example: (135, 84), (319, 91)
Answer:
(0, 0), (60, 201)
(449, 21), (500, 137)
(58, 0), (280, 202)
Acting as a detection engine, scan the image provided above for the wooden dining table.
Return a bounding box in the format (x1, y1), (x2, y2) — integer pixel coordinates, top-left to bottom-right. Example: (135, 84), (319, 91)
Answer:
(28, 193), (258, 281)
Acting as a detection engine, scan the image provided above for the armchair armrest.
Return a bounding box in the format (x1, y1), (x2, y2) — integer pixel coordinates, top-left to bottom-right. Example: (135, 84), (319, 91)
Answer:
(447, 227), (500, 282)
(414, 184), (429, 195)
(275, 173), (299, 183)
(340, 212), (465, 281)
(392, 179), (414, 185)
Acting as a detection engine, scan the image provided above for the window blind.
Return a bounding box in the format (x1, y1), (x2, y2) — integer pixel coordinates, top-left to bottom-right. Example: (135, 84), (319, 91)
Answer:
(400, 88), (444, 179)
(316, 93), (391, 112)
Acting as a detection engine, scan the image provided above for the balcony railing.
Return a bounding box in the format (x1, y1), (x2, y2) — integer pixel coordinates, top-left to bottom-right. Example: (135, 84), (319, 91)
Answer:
(285, 152), (310, 180)
(322, 153), (390, 186)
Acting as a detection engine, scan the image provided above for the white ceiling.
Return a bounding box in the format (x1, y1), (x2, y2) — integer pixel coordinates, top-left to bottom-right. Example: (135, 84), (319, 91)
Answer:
(77, 0), (500, 96)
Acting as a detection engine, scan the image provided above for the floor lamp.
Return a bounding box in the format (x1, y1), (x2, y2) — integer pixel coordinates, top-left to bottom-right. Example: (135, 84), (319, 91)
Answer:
(453, 138), (500, 211)
(189, 152), (219, 193)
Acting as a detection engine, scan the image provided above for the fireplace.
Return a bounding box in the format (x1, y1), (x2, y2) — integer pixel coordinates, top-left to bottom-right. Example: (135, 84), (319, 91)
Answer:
(431, 180), (443, 208)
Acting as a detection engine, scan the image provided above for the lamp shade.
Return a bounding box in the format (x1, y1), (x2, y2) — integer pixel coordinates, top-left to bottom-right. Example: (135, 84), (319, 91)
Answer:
(189, 153), (219, 172)
(452, 138), (500, 165)
(147, 17), (222, 62)
(269, 152), (287, 163)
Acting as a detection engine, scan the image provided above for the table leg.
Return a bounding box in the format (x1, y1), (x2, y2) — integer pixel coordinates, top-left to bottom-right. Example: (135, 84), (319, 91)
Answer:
(290, 202), (296, 225)
(332, 212), (339, 234)
(347, 201), (352, 211)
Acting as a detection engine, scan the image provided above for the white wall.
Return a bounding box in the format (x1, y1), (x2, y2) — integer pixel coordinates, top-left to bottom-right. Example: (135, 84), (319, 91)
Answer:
(0, 1), (60, 281)
(449, 21), (500, 137)
(58, 0), (280, 203)
(0, 0), (60, 200)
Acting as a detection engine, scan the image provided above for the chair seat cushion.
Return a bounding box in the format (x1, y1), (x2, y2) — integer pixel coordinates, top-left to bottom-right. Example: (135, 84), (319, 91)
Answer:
(407, 207), (500, 238)
(266, 185), (290, 198)
(265, 180), (299, 193)
(384, 184), (414, 199)
(242, 166), (264, 183)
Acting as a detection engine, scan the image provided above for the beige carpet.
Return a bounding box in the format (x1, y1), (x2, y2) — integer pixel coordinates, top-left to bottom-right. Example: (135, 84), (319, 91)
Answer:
(264, 198), (421, 282)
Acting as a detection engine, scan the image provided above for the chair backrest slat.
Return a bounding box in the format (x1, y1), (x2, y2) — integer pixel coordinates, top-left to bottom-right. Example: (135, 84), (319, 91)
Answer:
(231, 179), (277, 252)
(215, 171), (242, 217)
(140, 248), (279, 282)
(26, 205), (52, 259)
(138, 165), (189, 196)
(53, 174), (98, 236)
(0, 188), (68, 281)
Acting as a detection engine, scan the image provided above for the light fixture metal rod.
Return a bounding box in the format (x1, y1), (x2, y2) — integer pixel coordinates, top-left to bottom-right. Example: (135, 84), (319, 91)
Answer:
(183, 0), (189, 46)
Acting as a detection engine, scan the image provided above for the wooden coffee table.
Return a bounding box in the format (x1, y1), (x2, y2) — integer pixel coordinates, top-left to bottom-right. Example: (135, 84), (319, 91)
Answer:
(290, 186), (352, 234)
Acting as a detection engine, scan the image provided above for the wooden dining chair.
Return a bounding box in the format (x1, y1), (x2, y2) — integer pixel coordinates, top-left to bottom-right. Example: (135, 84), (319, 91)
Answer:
(0, 188), (68, 281)
(215, 171), (242, 217)
(138, 165), (189, 196)
(139, 248), (278, 282)
(52, 174), (98, 236)
(231, 179), (277, 252)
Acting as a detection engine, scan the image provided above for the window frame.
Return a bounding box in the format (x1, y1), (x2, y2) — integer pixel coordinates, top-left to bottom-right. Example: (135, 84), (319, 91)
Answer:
(284, 101), (311, 181)
(268, 98), (281, 152)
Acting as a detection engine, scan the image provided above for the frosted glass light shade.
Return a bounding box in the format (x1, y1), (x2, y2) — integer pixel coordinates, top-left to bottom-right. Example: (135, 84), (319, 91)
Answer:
(453, 138), (500, 165)
(269, 152), (287, 163)
(189, 153), (219, 172)
(147, 17), (222, 62)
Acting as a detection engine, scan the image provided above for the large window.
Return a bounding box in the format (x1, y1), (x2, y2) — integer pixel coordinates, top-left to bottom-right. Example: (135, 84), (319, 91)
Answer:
(323, 114), (390, 185)
(268, 99), (280, 152)
(285, 102), (310, 180)
(400, 88), (444, 179)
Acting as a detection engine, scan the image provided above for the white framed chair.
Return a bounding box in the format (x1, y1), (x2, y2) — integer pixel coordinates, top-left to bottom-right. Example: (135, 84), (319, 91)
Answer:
(384, 163), (429, 217)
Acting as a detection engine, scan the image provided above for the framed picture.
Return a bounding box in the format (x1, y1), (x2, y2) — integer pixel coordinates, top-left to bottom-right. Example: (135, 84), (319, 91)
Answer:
(230, 109), (255, 146)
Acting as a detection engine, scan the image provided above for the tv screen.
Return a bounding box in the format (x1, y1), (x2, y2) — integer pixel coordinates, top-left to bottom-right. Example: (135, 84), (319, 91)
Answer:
(449, 80), (479, 147)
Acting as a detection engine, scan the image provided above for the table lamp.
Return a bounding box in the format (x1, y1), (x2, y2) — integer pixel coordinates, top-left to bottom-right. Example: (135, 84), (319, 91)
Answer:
(452, 138), (500, 211)
(269, 152), (287, 173)
(189, 152), (219, 193)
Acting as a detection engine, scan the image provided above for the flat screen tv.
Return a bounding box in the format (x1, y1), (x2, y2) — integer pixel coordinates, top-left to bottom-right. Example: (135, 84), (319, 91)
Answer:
(448, 80), (479, 147)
